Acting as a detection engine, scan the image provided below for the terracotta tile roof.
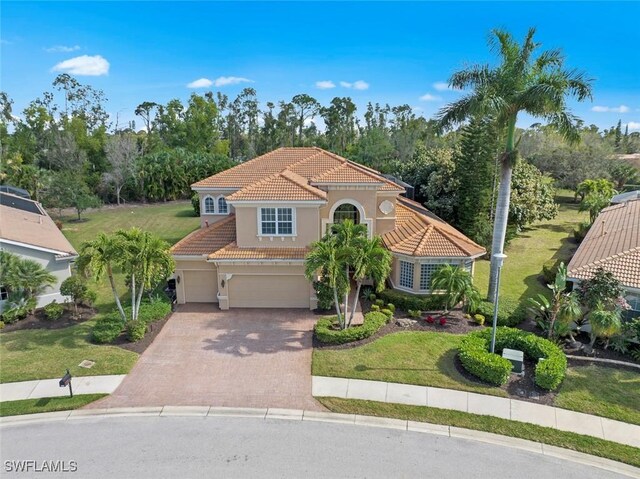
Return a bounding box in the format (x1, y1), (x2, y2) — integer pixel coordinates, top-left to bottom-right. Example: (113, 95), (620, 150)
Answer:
(191, 147), (404, 194)
(208, 243), (308, 261)
(226, 169), (326, 202)
(170, 215), (236, 256)
(0, 196), (77, 257)
(382, 197), (486, 258)
(567, 199), (640, 289)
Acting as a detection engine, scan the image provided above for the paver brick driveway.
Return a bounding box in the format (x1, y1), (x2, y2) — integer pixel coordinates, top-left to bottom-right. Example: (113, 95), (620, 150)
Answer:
(90, 305), (324, 411)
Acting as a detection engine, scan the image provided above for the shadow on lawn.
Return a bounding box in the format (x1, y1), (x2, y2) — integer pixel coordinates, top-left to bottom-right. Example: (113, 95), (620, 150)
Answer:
(174, 209), (197, 218)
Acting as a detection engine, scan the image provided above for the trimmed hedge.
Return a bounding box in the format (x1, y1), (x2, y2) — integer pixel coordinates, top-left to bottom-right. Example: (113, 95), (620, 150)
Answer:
(126, 320), (147, 342)
(136, 301), (171, 324)
(378, 289), (443, 312)
(91, 300), (171, 344)
(315, 312), (388, 345)
(474, 299), (527, 327)
(43, 301), (64, 320)
(458, 327), (567, 390)
(91, 313), (123, 344)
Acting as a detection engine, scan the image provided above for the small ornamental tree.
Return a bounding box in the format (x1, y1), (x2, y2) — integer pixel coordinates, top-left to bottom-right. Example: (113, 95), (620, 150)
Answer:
(60, 275), (89, 316)
(577, 268), (623, 311)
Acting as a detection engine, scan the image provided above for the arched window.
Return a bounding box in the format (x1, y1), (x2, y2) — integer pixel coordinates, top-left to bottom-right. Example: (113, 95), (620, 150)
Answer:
(333, 203), (360, 224)
(217, 197), (228, 214)
(203, 196), (215, 214)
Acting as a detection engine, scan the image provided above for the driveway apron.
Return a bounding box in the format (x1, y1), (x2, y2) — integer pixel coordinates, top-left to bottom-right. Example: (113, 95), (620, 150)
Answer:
(89, 305), (324, 411)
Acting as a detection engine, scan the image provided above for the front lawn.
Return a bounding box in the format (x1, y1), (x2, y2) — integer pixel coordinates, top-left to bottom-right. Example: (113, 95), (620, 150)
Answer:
(313, 331), (507, 397)
(474, 189), (586, 303)
(313, 331), (640, 425)
(318, 398), (640, 468)
(0, 394), (107, 417)
(0, 201), (198, 384)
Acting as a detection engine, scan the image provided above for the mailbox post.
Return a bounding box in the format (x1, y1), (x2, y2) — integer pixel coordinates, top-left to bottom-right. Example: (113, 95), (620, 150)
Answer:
(59, 369), (73, 397)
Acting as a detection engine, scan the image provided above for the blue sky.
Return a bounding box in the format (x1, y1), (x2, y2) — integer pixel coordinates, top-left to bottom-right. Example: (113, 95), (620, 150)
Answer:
(2, 1), (639, 131)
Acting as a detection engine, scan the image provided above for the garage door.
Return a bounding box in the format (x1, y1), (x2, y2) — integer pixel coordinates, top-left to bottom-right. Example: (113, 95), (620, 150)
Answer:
(184, 270), (217, 303)
(229, 275), (309, 308)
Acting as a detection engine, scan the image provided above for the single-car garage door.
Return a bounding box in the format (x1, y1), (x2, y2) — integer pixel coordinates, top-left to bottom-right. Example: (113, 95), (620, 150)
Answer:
(229, 275), (309, 308)
(184, 270), (217, 303)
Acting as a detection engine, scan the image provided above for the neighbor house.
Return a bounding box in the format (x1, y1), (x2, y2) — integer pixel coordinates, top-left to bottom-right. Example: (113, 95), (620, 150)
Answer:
(0, 192), (78, 308)
(171, 147), (485, 309)
(567, 198), (640, 315)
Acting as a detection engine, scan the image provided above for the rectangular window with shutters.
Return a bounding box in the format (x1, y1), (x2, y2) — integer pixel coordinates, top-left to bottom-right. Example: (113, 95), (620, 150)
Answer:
(399, 261), (414, 289)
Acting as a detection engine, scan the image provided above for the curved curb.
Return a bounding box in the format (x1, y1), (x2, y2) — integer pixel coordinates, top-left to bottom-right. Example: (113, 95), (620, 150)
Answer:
(0, 406), (638, 478)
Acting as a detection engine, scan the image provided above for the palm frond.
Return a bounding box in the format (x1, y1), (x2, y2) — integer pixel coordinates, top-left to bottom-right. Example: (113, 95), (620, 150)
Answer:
(449, 64), (494, 90)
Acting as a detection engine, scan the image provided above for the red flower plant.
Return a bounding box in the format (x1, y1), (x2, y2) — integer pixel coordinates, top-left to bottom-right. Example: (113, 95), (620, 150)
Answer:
(426, 316), (435, 324)
(439, 317), (447, 326)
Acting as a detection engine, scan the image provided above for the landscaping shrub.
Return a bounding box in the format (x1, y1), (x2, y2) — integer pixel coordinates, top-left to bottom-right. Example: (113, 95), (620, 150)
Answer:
(191, 192), (200, 216)
(378, 289), (443, 312)
(370, 304), (380, 312)
(458, 327), (567, 390)
(315, 312), (387, 345)
(0, 321), (4, 329)
(439, 317), (447, 326)
(474, 299), (527, 327)
(474, 314), (485, 325)
(126, 320), (147, 342)
(408, 309), (422, 319)
(368, 293), (377, 302)
(91, 313), (123, 344)
(542, 259), (561, 284)
(313, 279), (335, 310)
(0, 296), (36, 324)
(43, 301), (64, 321)
(380, 308), (393, 319)
(375, 299), (385, 307)
(135, 300), (171, 324)
(386, 303), (395, 313)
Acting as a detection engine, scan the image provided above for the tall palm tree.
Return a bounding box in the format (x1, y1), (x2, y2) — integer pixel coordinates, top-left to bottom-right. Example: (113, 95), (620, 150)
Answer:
(349, 236), (392, 327)
(305, 236), (347, 328)
(437, 28), (593, 302)
(331, 220), (368, 321)
(430, 264), (473, 313)
(77, 232), (127, 321)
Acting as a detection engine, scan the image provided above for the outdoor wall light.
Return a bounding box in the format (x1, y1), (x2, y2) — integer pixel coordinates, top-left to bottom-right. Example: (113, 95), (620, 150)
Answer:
(176, 275), (181, 284)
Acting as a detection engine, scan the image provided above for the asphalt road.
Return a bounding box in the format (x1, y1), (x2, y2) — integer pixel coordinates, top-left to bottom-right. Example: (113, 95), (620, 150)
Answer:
(0, 417), (631, 478)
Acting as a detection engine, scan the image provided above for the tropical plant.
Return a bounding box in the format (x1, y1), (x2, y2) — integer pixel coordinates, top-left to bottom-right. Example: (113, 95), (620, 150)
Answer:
(437, 27), (593, 302)
(588, 308), (622, 348)
(430, 264), (477, 313)
(60, 275), (90, 316)
(0, 251), (56, 300)
(577, 267), (623, 310)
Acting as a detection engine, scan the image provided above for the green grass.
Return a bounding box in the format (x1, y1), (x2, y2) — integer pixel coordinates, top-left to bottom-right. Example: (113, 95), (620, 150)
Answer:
(474, 189), (587, 303)
(555, 365), (640, 426)
(0, 201), (199, 384)
(312, 331), (507, 397)
(0, 394), (107, 417)
(318, 397), (640, 468)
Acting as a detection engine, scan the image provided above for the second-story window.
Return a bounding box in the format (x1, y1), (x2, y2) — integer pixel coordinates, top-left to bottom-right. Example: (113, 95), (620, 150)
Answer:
(260, 207), (294, 235)
(218, 197), (228, 214)
(204, 196), (215, 214)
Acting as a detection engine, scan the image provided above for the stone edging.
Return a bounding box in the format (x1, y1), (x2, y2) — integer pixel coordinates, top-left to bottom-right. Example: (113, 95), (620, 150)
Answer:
(0, 407), (638, 478)
(567, 355), (640, 370)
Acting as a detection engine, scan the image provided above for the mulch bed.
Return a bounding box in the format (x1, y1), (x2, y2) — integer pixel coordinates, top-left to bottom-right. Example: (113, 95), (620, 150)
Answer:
(111, 312), (173, 355)
(1, 305), (96, 333)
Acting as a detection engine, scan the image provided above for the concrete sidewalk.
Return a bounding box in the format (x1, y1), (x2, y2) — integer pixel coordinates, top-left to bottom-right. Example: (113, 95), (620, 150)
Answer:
(312, 376), (640, 449)
(0, 375), (126, 402)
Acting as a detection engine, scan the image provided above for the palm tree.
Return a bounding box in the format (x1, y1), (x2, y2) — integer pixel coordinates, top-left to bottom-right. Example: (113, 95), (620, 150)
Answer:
(430, 264), (474, 313)
(437, 28), (593, 302)
(77, 233), (127, 321)
(557, 291), (582, 343)
(331, 220), (368, 322)
(1, 253), (55, 299)
(349, 236), (392, 326)
(588, 308), (622, 349)
(305, 236), (347, 328)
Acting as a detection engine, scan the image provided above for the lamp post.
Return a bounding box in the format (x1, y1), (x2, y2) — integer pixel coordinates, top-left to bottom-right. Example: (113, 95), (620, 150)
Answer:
(490, 253), (507, 354)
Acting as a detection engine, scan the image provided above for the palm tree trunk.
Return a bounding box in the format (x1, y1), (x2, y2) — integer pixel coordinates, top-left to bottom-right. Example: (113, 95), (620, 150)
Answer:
(107, 265), (127, 322)
(131, 272), (136, 322)
(343, 265), (350, 327)
(348, 281), (362, 328)
(135, 265), (146, 322)
(333, 287), (344, 328)
(488, 118), (516, 302)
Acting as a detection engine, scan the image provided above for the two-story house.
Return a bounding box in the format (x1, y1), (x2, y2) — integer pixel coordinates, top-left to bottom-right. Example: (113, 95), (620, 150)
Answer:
(171, 147), (485, 309)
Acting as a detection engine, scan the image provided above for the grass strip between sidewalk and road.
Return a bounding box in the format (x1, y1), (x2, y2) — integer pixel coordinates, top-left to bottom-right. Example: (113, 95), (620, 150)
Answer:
(0, 394), (107, 417)
(317, 397), (640, 468)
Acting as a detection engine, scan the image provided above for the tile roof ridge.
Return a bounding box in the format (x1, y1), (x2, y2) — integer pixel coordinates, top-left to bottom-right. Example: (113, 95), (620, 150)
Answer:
(310, 162), (347, 181)
(279, 169), (327, 199)
(226, 172), (283, 198)
(285, 150), (325, 170)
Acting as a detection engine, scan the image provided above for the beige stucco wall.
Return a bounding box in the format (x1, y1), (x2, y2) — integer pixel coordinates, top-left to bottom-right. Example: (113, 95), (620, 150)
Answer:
(174, 258), (217, 304)
(375, 193), (398, 235)
(198, 190), (236, 228)
(0, 243), (74, 309)
(234, 206), (320, 248)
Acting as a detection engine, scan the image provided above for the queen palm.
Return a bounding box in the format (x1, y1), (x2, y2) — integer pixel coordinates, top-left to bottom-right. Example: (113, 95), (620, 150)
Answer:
(437, 28), (593, 302)
(430, 264), (473, 313)
(348, 236), (392, 327)
(77, 232), (127, 322)
(331, 220), (368, 322)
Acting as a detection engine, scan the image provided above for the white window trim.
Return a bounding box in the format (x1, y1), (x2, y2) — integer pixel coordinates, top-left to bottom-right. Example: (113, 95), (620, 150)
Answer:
(323, 198), (372, 239)
(257, 207), (297, 237)
(202, 195), (230, 216)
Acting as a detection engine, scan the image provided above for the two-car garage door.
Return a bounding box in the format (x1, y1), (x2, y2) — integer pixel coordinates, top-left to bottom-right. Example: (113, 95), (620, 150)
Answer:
(228, 275), (309, 308)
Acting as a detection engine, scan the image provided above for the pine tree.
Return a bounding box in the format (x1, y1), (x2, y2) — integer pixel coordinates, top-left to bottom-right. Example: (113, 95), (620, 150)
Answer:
(614, 120), (622, 152)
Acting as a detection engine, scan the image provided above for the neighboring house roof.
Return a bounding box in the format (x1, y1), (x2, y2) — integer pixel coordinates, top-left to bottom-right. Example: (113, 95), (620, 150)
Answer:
(170, 215), (237, 256)
(226, 170), (327, 202)
(611, 190), (640, 204)
(192, 147), (404, 195)
(208, 243), (308, 261)
(567, 199), (640, 289)
(382, 197), (486, 258)
(0, 193), (77, 258)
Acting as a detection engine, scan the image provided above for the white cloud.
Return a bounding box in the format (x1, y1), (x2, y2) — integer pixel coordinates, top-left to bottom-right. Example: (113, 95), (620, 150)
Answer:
(52, 55), (109, 76)
(45, 45), (81, 53)
(592, 105), (630, 113)
(316, 80), (336, 89)
(626, 122), (640, 131)
(419, 93), (442, 102)
(213, 76), (253, 87)
(433, 81), (450, 91)
(187, 78), (213, 88)
(339, 81), (352, 88)
(339, 80), (369, 90)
